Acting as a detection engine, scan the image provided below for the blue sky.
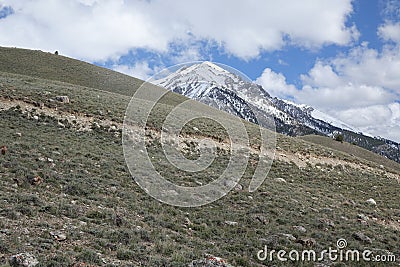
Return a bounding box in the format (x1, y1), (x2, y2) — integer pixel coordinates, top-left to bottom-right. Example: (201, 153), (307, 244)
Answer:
(0, 0), (400, 142)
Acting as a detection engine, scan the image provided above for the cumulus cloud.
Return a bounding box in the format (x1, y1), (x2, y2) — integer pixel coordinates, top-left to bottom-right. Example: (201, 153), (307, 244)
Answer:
(258, 44), (400, 109)
(330, 44), (400, 91)
(298, 45), (400, 107)
(378, 22), (400, 44)
(0, 0), (175, 61)
(336, 103), (400, 142)
(0, 0), (357, 61)
(255, 68), (297, 99)
(337, 103), (400, 128)
(113, 62), (156, 81)
(297, 84), (395, 110)
(300, 62), (343, 88)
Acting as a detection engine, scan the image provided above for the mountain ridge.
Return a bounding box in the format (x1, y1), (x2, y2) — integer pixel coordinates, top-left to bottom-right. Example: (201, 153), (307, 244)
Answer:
(154, 61), (400, 163)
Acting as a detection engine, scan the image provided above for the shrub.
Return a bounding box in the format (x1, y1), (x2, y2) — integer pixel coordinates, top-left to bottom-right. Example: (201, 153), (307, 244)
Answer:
(116, 248), (135, 260)
(335, 134), (344, 142)
(76, 249), (102, 264)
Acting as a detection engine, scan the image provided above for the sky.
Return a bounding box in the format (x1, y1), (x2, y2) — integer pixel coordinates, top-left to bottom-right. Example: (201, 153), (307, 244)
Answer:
(0, 0), (399, 142)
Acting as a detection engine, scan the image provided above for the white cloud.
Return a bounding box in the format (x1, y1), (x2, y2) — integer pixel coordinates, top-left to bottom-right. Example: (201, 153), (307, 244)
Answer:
(0, 0), (357, 61)
(336, 103), (400, 142)
(337, 103), (399, 128)
(330, 45), (400, 91)
(167, 44), (204, 64)
(297, 45), (400, 109)
(298, 42), (400, 107)
(113, 62), (155, 80)
(378, 22), (400, 44)
(299, 43), (400, 142)
(169, 0), (358, 59)
(0, 0), (174, 61)
(297, 84), (395, 110)
(300, 61), (343, 88)
(255, 68), (297, 99)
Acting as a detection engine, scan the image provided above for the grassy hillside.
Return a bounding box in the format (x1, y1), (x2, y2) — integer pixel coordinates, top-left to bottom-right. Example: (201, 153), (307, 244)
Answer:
(0, 47), (399, 266)
(300, 135), (400, 173)
(0, 46), (142, 96)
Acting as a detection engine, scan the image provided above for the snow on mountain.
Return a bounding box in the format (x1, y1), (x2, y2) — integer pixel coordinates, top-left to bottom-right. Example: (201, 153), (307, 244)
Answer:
(280, 99), (368, 134)
(156, 61), (245, 97)
(311, 109), (360, 133)
(153, 61), (366, 134)
(155, 61), (295, 128)
(152, 61), (400, 162)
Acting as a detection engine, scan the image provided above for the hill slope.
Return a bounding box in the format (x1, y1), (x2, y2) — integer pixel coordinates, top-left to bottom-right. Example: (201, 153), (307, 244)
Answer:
(0, 46), (142, 96)
(299, 135), (400, 173)
(0, 47), (399, 266)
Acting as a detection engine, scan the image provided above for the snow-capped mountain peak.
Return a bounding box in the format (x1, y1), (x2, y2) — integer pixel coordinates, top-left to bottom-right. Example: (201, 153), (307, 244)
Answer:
(183, 61), (229, 75)
(153, 62), (359, 133)
(156, 61), (242, 92)
(154, 62), (276, 124)
(152, 62), (399, 162)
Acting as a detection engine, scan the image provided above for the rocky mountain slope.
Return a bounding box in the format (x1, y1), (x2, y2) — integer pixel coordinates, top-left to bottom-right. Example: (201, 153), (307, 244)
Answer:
(154, 61), (400, 163)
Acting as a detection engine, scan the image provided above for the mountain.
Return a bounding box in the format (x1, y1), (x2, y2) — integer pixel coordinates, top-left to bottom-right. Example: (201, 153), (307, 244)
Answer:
(154, 61), (400, 163)
(1, 47), (400, 266)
